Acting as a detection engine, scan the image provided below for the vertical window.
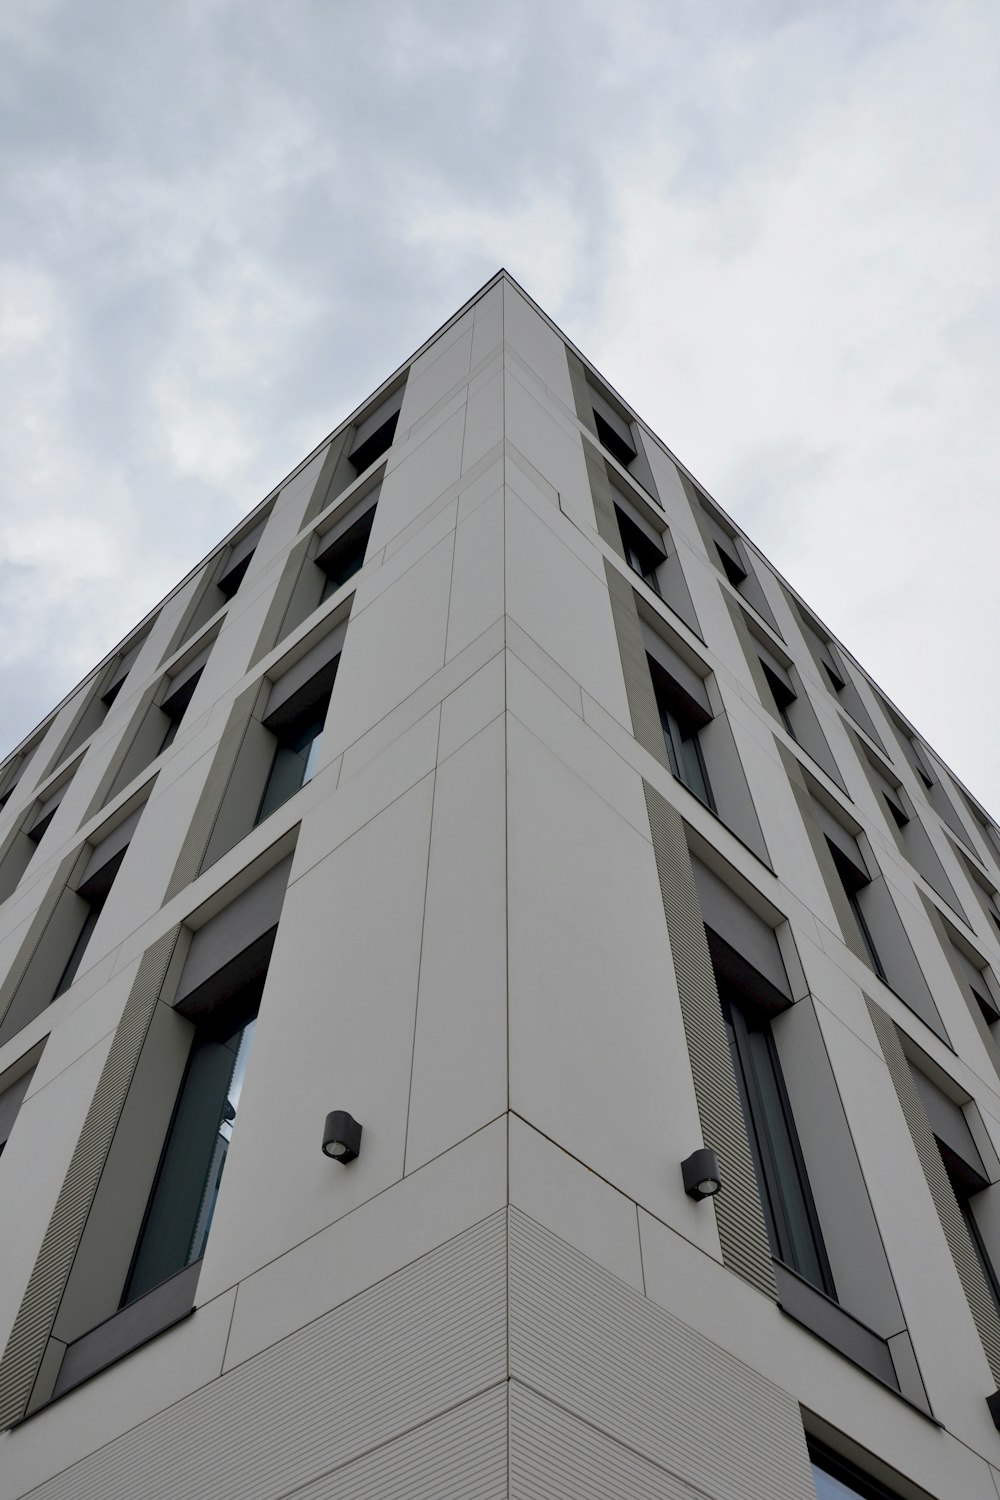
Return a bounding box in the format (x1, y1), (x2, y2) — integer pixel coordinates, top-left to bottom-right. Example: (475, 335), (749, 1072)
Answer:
(255, 630), (343, 824)
(52, 808), (141, 1001)
(124, 1013), (257, 1304)
(722, 992), (836, 1297)
(825, 835), (887, 982)
(614, 503), (665, 597)
(256, 700), (328, 823)
(759, 656), (798, 739)
(347, 387), (404, 476)
(316, 491), (379, 601)
(647, 654), (714, 810)
(216, 516), (266, 600)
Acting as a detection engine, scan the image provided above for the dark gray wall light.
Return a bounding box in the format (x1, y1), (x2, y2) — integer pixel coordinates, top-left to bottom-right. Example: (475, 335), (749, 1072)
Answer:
(322, 1110), (362, 1163)
(682, 1148), (722, 1200)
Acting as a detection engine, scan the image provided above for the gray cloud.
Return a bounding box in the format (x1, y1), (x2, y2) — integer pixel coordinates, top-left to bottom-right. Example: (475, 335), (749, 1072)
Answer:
(1, 0), (998, 817)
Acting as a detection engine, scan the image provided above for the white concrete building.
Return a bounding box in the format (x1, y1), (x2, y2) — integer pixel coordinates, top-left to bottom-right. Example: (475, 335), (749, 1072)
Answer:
(1, 270), (1000, 1499)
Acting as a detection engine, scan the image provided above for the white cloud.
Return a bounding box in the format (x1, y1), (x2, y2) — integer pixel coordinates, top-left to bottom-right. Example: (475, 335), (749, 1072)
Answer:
(0, 0), (997, 822)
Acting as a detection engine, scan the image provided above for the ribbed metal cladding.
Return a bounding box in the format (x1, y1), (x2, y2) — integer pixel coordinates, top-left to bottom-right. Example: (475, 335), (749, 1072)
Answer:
(0, 926), (180, 1431)
(510, 1382), (707, 1500)
(292, 1385), (507, 1500)
(583, 448), (623, 554)
(26, 1210), (507, 1500)
(509, 1210), (814, 1500)
(642, 781), (777, 1299)
(865, 996), (1000, 1387)
(604, 562), (671, 771)
(248, 534), (314, 670)
(163, 682), (261, 900)
(0, 849), (79, 1039)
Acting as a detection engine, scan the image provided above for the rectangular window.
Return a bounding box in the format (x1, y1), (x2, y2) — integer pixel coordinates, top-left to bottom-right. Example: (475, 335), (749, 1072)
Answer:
(347, 386), (404, 476)
(53, 808), (141, 1000)
(256, 631), (343, 824)
(722, 993), (836, 1296)
(911, 1066), (1000, 1315)
(759, 654), (798, 739)
(216, 517), (266, 600)
(614, 502), (665, 596)
(316, 490), (379, 601)
(587, 382), (660, 498)
(647, 653), (714, 810)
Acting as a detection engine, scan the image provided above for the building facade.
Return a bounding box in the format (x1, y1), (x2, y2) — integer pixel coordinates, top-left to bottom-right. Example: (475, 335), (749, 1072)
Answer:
(0, 271), (999, 1498)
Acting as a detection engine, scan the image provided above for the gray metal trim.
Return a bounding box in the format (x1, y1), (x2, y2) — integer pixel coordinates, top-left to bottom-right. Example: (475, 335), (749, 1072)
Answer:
(0, 927), (181, 1429)
(866, 995), (1000, 1386)
(565, 346), (600, 437)
(604, 562), (670, 770)
(52, 1261), (200, 1400)
(772, 1261), (898, 1390)
(583, 446), (624, 554)
(642, 782), (777, 1299)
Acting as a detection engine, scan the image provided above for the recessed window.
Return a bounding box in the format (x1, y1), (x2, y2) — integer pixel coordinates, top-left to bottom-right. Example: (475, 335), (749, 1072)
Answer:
(824, 834), (887, 982)
(216, 517), (266, 600)
(647, 653), (714, 810)
(124, 1012), (257, 1305)
(760, 658), (797, 739)
(809, 1440), (906, 1500)
(614, 504), (665, 597)
(316, 493), (378, 601)
(347, 387), (404, 476)
(256, 698), (329, 824)
(0, 1063), (37, 1162)
(723, 991), (836, 1297)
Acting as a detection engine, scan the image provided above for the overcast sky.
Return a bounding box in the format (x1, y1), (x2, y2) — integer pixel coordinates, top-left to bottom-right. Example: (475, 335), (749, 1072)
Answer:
(1, 0), (998, 814)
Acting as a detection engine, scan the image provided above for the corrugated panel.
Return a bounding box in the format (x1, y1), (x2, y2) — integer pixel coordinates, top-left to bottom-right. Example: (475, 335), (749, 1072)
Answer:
(291, 1384), (507, 1500)
(509, 1210), (813, 1500)
(604, 562), (671, 770)
(642, 782), (777, 1298)
(163, 682), (261, 899)
(0, 850), (79, 1040)
(0, 927), (179, 1430)
(866, 997), (1000, 1386)
(511, 1382), (726, 1500)
(28, 1210), (507, 1500)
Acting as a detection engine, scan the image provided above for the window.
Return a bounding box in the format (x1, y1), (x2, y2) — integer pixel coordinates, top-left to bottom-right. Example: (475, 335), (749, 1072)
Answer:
(860, 745), (967, 915)
(316, 490), (378, 601)
(100, 633), (147, 710)
(760, 656), (797, 739)
(811, 795), (948, 1041)
(216, 517), (266, 600)
(810, 1440), (907, 1500)
(825, 833), (887, 982)
(44, 856), (291, 1404)
(124, 1011), (256, 1304)
(256, 696), (328, 823)
(587, 382), (660, 497)
(911, 1065), (1000, 1316)
(696, 500), (782, 632)
(347, 386), (404, 476)
(647, 654), (714, 810)
(52, 809), (140, 1001)
(614, 503), (665, 596)
(157, 649), (209, 753)
(722, 992), (835, 1296)
(255, 633), (342, 825)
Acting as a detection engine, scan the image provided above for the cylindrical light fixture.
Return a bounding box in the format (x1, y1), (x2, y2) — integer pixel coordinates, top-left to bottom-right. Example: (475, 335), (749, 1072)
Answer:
(322, 1110), (362, 1163)
(682, 1147), (721, 1200)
